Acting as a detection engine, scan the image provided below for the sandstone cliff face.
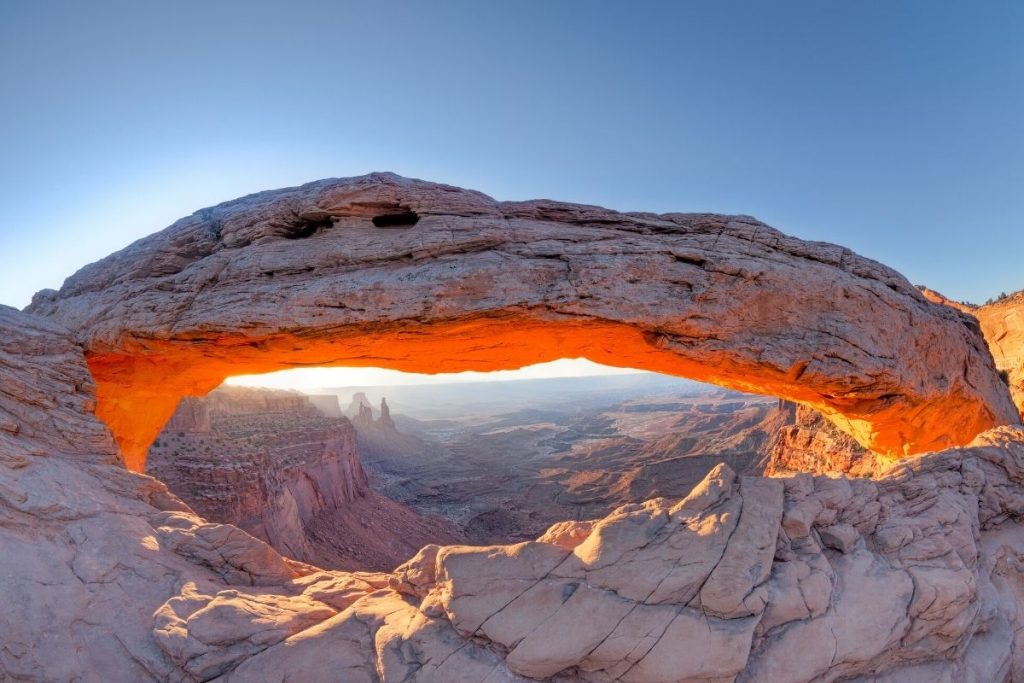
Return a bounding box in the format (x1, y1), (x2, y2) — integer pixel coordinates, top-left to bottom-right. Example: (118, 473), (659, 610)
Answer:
(7, 303), (1024, 681)
(976, 292), (1024, 417)
(919, 286), (1024, 419)
(764, 401), (878, 476)
(147, 387), (461, 571)
(26, 174), (1018, 468)
(0, 306), (304, 682)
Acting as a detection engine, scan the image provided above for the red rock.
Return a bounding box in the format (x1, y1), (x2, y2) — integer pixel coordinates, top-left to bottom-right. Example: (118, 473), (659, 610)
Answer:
(976, 292), (1024, 417)
(147, 386), (462, 571)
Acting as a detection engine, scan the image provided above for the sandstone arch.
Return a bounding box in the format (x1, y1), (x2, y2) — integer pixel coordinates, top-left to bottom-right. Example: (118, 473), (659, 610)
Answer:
(28, 173), (1018, 471)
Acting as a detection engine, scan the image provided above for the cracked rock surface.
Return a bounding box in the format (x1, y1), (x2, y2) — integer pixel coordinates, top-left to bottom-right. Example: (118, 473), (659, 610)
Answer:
(6, 304), (1024, 681)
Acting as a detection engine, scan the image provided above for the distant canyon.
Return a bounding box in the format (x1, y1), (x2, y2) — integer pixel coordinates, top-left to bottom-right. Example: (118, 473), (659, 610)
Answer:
(147, 373), (867, 570)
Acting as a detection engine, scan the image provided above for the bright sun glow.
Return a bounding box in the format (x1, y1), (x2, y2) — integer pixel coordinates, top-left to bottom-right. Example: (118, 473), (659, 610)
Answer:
(225, 358), (646, 390)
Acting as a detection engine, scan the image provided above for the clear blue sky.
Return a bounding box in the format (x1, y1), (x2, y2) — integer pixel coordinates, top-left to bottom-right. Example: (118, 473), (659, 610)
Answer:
(2, 0), (1022, 310)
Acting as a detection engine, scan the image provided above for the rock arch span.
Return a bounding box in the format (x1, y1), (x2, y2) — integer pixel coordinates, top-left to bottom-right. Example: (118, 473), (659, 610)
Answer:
(28, 173), (1018, 471)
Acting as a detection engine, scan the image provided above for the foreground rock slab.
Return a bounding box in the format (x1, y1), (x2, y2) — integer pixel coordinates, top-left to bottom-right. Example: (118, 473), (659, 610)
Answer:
(5, 304), (1024, 681)
(27, 173), (1018, 468)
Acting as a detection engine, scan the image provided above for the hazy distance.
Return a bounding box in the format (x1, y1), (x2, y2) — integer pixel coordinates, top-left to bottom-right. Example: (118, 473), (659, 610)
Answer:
(225, 358), (648, 390)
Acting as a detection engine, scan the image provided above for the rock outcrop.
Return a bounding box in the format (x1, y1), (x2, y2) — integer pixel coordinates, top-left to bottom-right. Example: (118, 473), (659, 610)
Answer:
(345, 392), (374, 420)
(764, 400), (877, 476)
(8, 302), (1024, 680)
(919, 286), (1023, 419)
(976, 292), (1024, 417)
(147, 387), (462, 571)
(306, 394), (343, 418)
(349, 395), (397, 432)
(26, 174), (1018, 468)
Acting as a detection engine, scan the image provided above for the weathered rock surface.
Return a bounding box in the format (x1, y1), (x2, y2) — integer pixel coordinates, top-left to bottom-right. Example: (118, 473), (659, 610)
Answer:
(27, 173), (1018, 468)
(8, 302), (1024, 681)
(349, 394), (396, 432)
(764, 400), (878, 476)
(147, 387), (463, 571)
(976, 292), (1024, 418)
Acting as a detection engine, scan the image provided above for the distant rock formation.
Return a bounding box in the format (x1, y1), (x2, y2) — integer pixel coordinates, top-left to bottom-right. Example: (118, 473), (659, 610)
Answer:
(147, 386), (461, 571)
(378, 397), (395, 430)
(344, 391), (373, 420)
(163, 396), (211, 433)
(347, 393), (398, 432)
(306, 393), (343, 418)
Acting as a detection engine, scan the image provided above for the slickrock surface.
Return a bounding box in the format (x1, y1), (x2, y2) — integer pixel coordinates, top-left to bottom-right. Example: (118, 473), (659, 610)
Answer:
(27, 173), (1018, 468)
(147, 387), (462, 571)
(8, 302), (1024, 681)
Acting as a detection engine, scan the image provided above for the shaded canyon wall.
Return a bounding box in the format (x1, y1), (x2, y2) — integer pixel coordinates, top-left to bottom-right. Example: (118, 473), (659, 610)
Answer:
(147, 386), (461, 571)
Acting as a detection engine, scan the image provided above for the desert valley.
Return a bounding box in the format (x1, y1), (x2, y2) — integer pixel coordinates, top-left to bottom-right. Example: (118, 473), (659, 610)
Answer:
(2, 173), (1024, 681)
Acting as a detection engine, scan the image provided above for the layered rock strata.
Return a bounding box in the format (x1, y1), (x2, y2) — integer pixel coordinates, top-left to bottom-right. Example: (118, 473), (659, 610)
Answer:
(26, 174), (1018, 468)
(147, 387), (462, 571)
(976, 292), (1024, 417)
(764, 400), (877, 476)
(7, 303), (1024, 681)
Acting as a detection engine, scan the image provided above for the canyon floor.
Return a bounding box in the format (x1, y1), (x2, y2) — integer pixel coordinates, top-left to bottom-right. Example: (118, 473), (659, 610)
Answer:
(147, 375), (791, 569)
(351, 376), (782, 545)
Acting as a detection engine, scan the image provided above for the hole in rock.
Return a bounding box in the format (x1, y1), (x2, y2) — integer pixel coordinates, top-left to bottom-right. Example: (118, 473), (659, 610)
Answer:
(371, 211), (420, 228)
(143, 360), (867, 573)
(285, 215), (333, 239)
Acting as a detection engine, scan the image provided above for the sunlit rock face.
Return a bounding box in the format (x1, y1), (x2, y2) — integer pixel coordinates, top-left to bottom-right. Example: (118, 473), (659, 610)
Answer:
(26, 173), (1018, 470)
(976, 293), (1024, 418)
(921, 286), (1024, 419)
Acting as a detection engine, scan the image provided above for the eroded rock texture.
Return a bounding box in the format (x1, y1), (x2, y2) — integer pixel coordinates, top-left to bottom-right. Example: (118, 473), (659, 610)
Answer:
(976, 293), (1024, 418)
(27, 173), (1018, 468)
(146, 387), (462, 571)
(7, 302), (1024, 681)
(764, 401), (877, 476)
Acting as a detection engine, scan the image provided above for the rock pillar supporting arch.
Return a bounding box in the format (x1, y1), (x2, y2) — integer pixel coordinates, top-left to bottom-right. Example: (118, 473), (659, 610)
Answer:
(28, 173), (1019, 471)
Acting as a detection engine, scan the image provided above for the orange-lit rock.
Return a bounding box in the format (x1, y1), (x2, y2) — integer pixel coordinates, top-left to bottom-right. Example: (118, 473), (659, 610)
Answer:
(976, 292), (1024, 417)
(27, 173), (1018, 470)
(919, 286), (1024, 419)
